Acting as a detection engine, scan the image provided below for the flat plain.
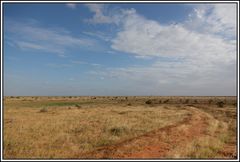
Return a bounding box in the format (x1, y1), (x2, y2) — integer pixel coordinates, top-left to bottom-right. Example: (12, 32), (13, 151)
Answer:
(3, 96), (237, 159)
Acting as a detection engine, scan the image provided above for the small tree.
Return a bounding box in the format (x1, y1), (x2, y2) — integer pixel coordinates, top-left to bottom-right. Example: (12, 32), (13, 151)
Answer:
(217, 101), (224, 108)
(145, 100), (152, 104)
(208, 99), (213, 104)
(194, 99), (198, 104)
(163, 99), (169, 103)
(184, 99), (189, 104)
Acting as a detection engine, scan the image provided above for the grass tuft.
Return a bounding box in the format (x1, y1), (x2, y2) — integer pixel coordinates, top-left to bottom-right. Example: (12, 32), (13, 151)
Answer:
(110, 127), (127, 136)
(39, 107), (48, 113)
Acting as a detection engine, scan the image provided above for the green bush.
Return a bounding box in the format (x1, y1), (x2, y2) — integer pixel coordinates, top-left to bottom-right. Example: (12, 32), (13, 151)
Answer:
(75, 104), (81, 108)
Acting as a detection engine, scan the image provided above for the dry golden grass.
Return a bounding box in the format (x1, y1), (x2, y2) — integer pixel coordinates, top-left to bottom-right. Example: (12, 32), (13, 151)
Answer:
(3, 96), (237, 159)
(4, 103), (188, 158)
(168, 108), (231, 158)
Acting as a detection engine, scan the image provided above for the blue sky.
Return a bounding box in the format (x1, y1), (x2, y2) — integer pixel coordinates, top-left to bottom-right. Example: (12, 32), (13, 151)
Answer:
(3, 3), (237, 96)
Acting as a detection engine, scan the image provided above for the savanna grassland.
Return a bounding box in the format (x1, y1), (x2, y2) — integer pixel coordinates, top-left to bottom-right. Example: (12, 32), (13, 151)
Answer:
(3, 96), (237, 159)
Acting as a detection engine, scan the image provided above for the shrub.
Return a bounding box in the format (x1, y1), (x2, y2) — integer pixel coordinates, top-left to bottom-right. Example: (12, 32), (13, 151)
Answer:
(145, 100), (152, 104)
(232, 102), (237, 106)
(208, 99), (213, 104)
(159, 100), (162, 104)
(39, 107), (48, 113)
(184, 99), (189, 104)
(110, 127), (127, 136)
(127, 103), (132, 106)
(217, 101), (224, 108)
(163, 99), (169, 103)
(75, 104), (81, 109)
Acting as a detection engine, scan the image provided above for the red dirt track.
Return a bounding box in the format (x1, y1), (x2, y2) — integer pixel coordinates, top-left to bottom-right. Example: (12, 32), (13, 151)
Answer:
(82, 107), (212, 159)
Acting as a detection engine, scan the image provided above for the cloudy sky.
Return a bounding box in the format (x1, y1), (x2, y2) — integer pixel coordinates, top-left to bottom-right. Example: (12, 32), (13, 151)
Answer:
(3, 3), (237, 96)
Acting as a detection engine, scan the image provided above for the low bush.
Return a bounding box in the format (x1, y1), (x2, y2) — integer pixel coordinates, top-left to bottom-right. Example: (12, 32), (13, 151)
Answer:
(145, 100), (152, 104)
(127, 103), (132, 106)
(75, 104), (81, 109)
(216, 101), (224, 108)
(39, 107), (48, 113)
(163, 99), (169, 103)
(110, 127), (127, 136)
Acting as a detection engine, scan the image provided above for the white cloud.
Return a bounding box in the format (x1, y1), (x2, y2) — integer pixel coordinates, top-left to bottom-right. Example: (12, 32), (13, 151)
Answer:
(66, 3), (77, 9)
(185, 4), (236, 38)
(85, 4), (105, 14)
(90, 58), (236, 95)
(84, 4), (134, 25)
(83, 31), (112, 41)
(71, 60), (87, 64)
(46, 63), (73, 68)
(107, 50), (116, 54)
(16, 41), (46, 50)
(70, 60), (102, 67)
(88, 4), (236, 95)
(84, 4), (113, 24)
(111, 8), (236, 65)
(6, 19), (96, 56)
(91, 63), (101, 66)
(15, 41), (64, 54)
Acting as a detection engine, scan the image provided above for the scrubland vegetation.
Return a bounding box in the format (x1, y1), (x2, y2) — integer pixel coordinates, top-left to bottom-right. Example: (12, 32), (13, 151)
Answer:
(3, 96), (237, 159)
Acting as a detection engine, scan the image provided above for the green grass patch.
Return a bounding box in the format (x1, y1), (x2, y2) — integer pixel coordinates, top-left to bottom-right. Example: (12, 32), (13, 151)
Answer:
(44, 102), (83, 107)
(4, 100), (95, 109)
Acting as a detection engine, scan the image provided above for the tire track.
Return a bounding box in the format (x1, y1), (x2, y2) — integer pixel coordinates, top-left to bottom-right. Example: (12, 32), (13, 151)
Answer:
(81, 107), (210, 159)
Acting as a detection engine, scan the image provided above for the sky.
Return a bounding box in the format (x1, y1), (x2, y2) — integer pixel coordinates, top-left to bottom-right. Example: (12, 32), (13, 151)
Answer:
(3, 2), (237, 96)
